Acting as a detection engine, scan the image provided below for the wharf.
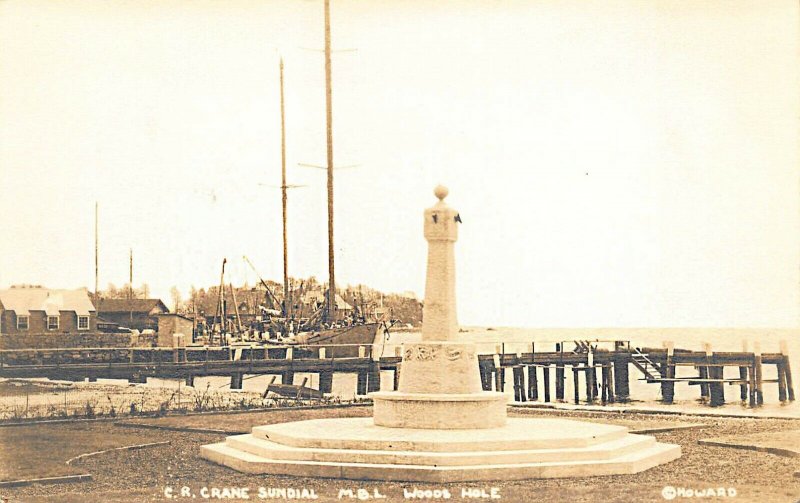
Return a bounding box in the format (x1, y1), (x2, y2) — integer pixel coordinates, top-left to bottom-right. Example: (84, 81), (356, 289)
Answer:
(0, 341), (793, 408)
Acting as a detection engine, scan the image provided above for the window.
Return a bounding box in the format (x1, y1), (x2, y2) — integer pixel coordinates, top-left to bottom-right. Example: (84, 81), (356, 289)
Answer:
(17, 315), (29, 330)
(47, 316), (59, 330)
(77, 316), (89, 331)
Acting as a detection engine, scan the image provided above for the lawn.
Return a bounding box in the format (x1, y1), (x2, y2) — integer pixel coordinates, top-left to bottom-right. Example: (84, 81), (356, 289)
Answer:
(0, 422), (170, 481)
(1, 408), (799, 502)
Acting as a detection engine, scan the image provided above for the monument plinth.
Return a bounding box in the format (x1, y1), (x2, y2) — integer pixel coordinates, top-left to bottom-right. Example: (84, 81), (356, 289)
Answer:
(200, 186), (681, 481)
(371, 185), (507, 429)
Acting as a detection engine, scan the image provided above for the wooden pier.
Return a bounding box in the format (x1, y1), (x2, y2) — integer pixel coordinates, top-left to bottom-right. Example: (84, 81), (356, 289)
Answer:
(478, 340), (794, 408)
(0, 340), (793, 407)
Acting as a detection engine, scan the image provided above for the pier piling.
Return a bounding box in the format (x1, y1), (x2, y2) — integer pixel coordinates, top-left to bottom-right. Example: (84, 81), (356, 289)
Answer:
(356, 371), (368, 395)
(392, 367), (401, 391)
(555, 364), (565, 401)
(367, 365), (381, 393)
(495, 367), (505, 393)
(479, 360), (493, 391)
(601, 365), (611, 405)
(700, 343), (712, 401)
(319, 371), (333, 394)
(738, 365), (748, 402)
(748, 361), (757, 407)
(572, 367), (580, 404)
(542, 366), (551, 402)
(607, 364), (615, 403)
(512, 366), (526, 402)
(778, 362), (788, 402)
(613, 342), (630, 402)
(754, 342), (764, 406)
(585, 351), (595, 403)
(780, 340), (795, 401)
(584, 367), (594, 403)
(527, 365), (539, 400)
(661, 342), (675, 404)
(709, 366), (725, 407)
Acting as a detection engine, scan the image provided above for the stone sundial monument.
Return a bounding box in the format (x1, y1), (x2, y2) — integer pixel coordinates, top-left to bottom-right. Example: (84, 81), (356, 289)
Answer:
(201, 186), (681, 481)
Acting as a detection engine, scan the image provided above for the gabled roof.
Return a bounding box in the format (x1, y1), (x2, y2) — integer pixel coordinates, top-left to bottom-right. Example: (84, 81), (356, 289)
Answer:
(156, 312), (194, 322)
(0, 287), (96, 316)
(195, 294), (259, 316)
(96, 298), (169, 314)
(302, 291), (353, 310)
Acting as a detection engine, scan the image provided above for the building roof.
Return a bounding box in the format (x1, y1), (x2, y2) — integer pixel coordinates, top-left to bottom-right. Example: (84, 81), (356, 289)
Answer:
(156, 312), (194, 322)
(96, 298), (169, 314)
(302, 291), (353, 311)
(194, 294), (260, 316)
(0, 287), (96, 316)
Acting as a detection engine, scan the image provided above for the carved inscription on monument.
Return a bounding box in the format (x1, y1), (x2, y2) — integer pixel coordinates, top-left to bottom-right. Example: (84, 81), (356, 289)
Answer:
(403, 345), (475, 362)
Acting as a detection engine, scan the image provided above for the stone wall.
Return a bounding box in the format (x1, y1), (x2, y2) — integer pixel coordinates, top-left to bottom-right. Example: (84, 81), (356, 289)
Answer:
(130, 332), (158, 348)
(1, 347), (133, 366)
(0, 332), (139, 350)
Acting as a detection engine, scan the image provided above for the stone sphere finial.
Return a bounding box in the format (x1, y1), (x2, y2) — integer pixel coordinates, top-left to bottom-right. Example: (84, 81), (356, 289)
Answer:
(434, 185), (449, 201)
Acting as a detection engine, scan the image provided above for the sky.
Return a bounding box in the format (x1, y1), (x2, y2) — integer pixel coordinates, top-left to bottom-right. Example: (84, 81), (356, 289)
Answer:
(0, 0), (798, 328)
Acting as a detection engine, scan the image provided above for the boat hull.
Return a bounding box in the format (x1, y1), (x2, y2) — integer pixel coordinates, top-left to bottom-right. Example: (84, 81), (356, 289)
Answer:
(299, 323), (381, 358)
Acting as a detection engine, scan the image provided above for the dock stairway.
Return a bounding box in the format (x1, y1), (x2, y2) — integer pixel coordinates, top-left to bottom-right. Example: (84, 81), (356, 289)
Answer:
(630, 348), (663, 382)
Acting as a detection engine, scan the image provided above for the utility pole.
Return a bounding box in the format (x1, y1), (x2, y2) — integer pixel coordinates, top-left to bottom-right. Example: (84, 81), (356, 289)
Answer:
(324, 0), (336, 324)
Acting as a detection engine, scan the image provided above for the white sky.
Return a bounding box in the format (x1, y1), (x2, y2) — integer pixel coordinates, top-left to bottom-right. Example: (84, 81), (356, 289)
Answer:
(1, 0), (798, 328)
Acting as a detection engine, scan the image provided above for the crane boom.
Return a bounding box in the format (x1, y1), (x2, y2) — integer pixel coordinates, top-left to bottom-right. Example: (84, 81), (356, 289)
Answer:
(242, 256), (283, 314)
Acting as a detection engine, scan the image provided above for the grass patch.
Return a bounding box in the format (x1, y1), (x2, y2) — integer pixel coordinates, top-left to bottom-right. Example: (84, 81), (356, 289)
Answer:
(117, 404), (374, 433)
(0, 423), (163, 481)
(0, 381), (72, 398)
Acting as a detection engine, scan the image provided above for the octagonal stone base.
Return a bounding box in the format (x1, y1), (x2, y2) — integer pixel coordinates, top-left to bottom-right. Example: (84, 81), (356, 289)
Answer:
(371, 391), (508, 429)
(200, 417), (681, 482)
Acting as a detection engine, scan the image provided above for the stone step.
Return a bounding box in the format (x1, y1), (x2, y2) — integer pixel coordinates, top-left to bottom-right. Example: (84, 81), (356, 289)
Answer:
(251, 417), (629, 452)
(225, 432), (656, 466)
(200, 441), (681, 482)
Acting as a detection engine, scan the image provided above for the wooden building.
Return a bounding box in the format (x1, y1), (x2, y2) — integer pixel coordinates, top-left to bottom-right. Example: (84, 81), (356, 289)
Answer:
(156, 313), (194, 347)
(96, 298), (169, 332)
(0, 286), (97, 335)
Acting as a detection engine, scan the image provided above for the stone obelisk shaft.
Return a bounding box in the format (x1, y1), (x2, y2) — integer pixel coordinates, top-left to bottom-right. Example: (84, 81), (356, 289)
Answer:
(422, 188), (459, 342)
(371, 185), (507, 428)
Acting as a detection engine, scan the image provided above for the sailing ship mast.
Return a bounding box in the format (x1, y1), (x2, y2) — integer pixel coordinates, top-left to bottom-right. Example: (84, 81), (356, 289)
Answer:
(280, 57), (290, 319)
(324, 0), (336, 323)
(129, 248), (133, 325)
(94, 202), (99, 305)
(278, 0), (338, 325)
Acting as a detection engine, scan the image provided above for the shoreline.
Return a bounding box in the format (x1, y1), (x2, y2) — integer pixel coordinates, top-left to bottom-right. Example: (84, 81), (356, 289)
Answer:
(3, 375), (798, 424)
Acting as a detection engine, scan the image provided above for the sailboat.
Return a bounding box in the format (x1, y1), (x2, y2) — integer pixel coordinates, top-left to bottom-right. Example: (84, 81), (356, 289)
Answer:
(250, 0), (388, 358)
